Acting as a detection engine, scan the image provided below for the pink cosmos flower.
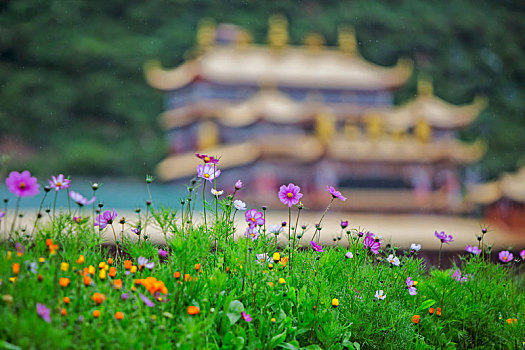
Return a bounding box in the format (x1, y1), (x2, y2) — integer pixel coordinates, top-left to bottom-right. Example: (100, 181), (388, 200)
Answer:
(520, 250), (525, 260)
(158, 249), (168, 258)
(278, 183), (303, 207)
(326, 186), (347, 201)
(195, 153), (219, 164)
(197, 164), (221, 182)
(465, 245), (481, 255)
(36, 303), (51, 323)
(245, 208), (264, 228)
(69, 191), (96, 206)
(0, 212), (4, 223)
(451, 269), (470, 283)
(94, 209), (117, 230)
(406, 277), (417, 295)
(363, 233), (381, 255)
(310, 241), (324, 252)
(245, 226), (260, 241)
(340, 220), (349, 229)
(435, 231), (454, 244)
(48, 174), (71, 191)
(241, 311), (252, 322)
(6, 170), (40, 197)
(235, 180), (243, 190)
(498, 250), (513, 263)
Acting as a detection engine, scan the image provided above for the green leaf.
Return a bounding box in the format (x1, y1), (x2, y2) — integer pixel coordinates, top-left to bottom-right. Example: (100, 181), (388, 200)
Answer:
(227, 300), (245, 325)
(279, 340), (299, 350)
(0, 341), (22, 350)
(416, 299), (436, 312)
(269, 330), (287, 349)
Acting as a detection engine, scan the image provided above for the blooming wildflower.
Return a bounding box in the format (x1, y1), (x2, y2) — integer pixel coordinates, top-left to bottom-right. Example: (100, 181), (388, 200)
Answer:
(363, 233), (381, 255)
(174, 271), (181, 279)
(69, 191), (95, 206)
(241, 311), (252, 322)
(406, 277), (417, 295)
(245, 208), (264, 228)
(36, 303), (51, 323)
(48, 174), (71, 191)
(245, 226), (260, 241)
(73, 216), (82, 223)
(278, 183), (303, 207)
(124, 260), (132, 270)
(130, 266), (137, 273)
(187, 306), (200, 315)
(310, 241), (324, 252)
(269, 282), (274, 287)
(235, 180), (243, 190)
(38, 257), (45, 263)
(434, 231), (454, 244)
(505, 318), (518, 325)
(279, 257), (289, 267)
(196, 163), (221, 182)
(60, 308), (67, 316)
(115, 312), (124, 320)
(411, 315), (420, 324)
(94, 209), (118, 230)
(59, 278), (70, 288)
(88, 265), (96, 275)
(340, 220), (349, 229)
(273, 252), (281, 262)
(140, 293), (155, 307)
(233, 199), (246, 211)
(121, 293), (129, 300)
(92, 310), (100, 318)
(137, 257), (155, 270)
(332, 298), (339, 307)
(92, 293), (106, 305)
(374, 290), (386, 300)
(520, 250), (525, 260)
(12, 263), (20, 275)
(63, 297), (70, 304)
(107, 258), (113, 265)
(131, 227), (141, 235)
(465, 245), (481, 255)
(271, 317), (276, 324)
(326, 185), (347, 201)
(387, 254), (400, 266)
(6, 171), (40, 197)
(113, 279), (122, 290)
(451, 269), (470, 283)
(499, 250), (513, 263)
(60, 262), (69, 272)
(83, 276), (92, 286)
(195, 264), (201, 272)
(268, 224), (283, 236)
(256, 253), (270, 264)
(28, 261), (38, 274)
(429, 308), (435, 315)
(345, 252), (353, 259)
(279, 278), (286, 285)
(410, 243), (421, 252)
(15, 243), (25, 256)
(195, 153), (219, 164)
(0, 212), (4, 223)
(436, 307), (442, 317)
(210, 188), (224, 197)
(108, 267), (116, 278)
(158, 249), (168, 259)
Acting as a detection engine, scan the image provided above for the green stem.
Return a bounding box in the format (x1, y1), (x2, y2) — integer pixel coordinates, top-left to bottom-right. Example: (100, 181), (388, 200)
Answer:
(9, 196), (21, 240)
(203, 181), (208, 237)
(52, 191), (58, 221)
(31, 192), (48, 236)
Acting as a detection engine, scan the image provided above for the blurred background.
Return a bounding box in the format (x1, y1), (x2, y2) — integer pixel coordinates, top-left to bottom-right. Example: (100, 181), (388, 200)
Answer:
(1, 0), (525, 244)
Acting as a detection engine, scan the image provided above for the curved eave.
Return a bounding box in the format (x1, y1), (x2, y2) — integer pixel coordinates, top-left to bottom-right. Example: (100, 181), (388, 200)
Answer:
(500, 171), (525, 203)
(467, 181), (502, 205)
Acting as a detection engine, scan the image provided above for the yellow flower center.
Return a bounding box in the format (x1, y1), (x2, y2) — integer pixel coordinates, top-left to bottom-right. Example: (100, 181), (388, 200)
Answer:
(56, 182), (62, 186)
(19, 182), (26, 189)
(204, 157), (210, 162)
(251, 233), (255, 237)
(204, 174), (210, 178)
(287, 192), (293, 198)
(251, 218), (255, 222)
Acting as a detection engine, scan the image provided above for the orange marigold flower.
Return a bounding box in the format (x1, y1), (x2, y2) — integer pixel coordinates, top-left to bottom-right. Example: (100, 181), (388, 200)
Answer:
(92, 310), (100, 318)
(88, 265), (96, 275)
(174, 271), (181, 279)
(411, 315), (420, 324)
(107, 258), (113, 265)
(59, 277), (70, 288)
(98, 262), (107, 270)
(225, 266), (230, 273)
(279, 257), (289, 267)
(12, 263), (20, 275)
(269, 282), (274, 287)
(83, 275), (92, 286)
(109, 267), (117, 278)
(113, 279), (122, 290)
(124, 260), (132, 270)
(195, 263), (201, 272)
(130, 266), (137, 273)
(92, 292), (106, 305)
(506, 318), (518, 325)
(60, 262), (69, 271)
(115, 312), (124, 320)
(184, 274), (192, 282)
(436, 307), (442, 317)
(63, 297), (70, 304)
(60, 308), (67, 316)
(429, 308), (435, 315)
(187, 306), (200, 315)
(76, 255), (85, 264)
(45, 238), (53, 247)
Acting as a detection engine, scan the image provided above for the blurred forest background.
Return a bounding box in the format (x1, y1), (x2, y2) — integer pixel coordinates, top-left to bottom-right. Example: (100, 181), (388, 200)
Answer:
(0, 0), (524, 180)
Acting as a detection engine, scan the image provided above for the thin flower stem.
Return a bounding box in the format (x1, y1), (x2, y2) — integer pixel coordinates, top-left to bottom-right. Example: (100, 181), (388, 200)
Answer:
(52, 191), (58, 221)
(110, 223), (119, 261)
(438, 242), (443, 269)
(312, 197), (334, 243)
(9, 196), (21, 240)
(290, 207), (302, 275)
(31, 192), (48, 236)
(288, 207), (291, 255)
(202, 181), (208, 237)
(67, 189), (71, 219)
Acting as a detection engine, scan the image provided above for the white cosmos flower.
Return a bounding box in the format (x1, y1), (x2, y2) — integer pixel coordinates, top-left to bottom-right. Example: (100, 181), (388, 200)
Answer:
(345, 252), (353, 259)
(386, 254), (400, 266)
(374, 290), (386, 300)
(267, 224), (283, 236)
(233, 200), (246, 210)
(410, 243), (421, 252)
(211, 188), (224, 197)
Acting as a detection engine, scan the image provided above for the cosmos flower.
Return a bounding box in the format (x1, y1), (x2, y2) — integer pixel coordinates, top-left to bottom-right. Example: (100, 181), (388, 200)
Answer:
(195, 153), (219, 164)
(278, 183), (303, 207)
(310, 241), (324, 252)
(235, 180), (243, 190)
(69, 191), (96, 207)
(245, 208), (264, 228)
(499, 250), (513, 263)
(374, 290), (386, 300)
(256, 253), (270, 264)
(196, 164), (221, 182)
(6, 170), (40, 197)
(94, 209), (117, 230)
(406, 277), (417, 295)
(48, 174), (71, 191)
(0, 212), (4, 223)
(451, 269), (470, 284)
(387, 254), (400, 266)
(268, 224), (283, 236)
(345, 251), (353, 259)
(363, 233), (381, 255)
(36, 303), (51, 323)
(465, 245), (481, 255)
(137, 257), (155, 270)
(340, 220), (349, 229)
(158, 249), (168, 259)
(241, 311), (252, 322)
(435, 231), (454, 244)
(245, 226), (260, 241)
(210, 188), (224, 197)
(520, 250), (525, 260)
(410, 243), (421, 252)
(233, 200), (246, 210)
(326, 185), (347, 201)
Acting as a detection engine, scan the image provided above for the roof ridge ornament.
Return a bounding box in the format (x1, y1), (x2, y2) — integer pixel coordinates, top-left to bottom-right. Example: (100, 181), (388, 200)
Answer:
(338, 26), (357, 55)
(196, 18), (216, 53)
(304, 32), (325, 53)
(417, 74), (433, 96)
(268, 15), (288, 50)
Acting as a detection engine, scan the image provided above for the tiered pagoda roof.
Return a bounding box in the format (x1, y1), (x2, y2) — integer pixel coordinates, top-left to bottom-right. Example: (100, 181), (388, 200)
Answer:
(468, 166), (525, 204)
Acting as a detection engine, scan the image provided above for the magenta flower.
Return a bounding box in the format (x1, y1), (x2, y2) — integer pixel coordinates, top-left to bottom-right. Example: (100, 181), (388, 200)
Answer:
(0, 211), (4, 223)
(70, 191), (96, 206)
(363, 233), (381, 255)
(140, 293), (155, 307)
(195, 153), (219, 164)
(6, 170), (40, 197)
(451, 269), (470, 283)
(36, 303), (51, 323)
(310, 241), (324, 252)
(48, 174), (71, 191)
(94, 209), (117, 230)
(435, 231), (454, 244)
(326, 186), (347, 201)
(15, 242), (25, 255)
(340, 220), (348, 229)
(241, 311), (252, 322)
(197, 163), (221, 182)
(520, 250), (525, 260)
(235, 180), (243, 190)
(465, 245), (481, 255)
(245, 208), (265, 228)
(406, 277), (417, 296)
(158, 249), (168, 258)
(278, 183), (303, 207)
(245, 227), (260, 241)
(121, 293), (129, 300)
(499, 250), (513, 263)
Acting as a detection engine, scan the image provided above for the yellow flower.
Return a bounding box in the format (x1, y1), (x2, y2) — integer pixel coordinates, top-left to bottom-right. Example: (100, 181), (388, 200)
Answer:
(271, 317), (276, 323)
(413, 281), (418, 286)
(8, 277), (17, 283)
(279, 278), (286, 285)
(332, 298), (339, 307)
(130, 266), (137, 274)
(6, 251), (12, 260)
(88, 265), (96, 275)
(60, 262), (69, 272)
(273, 253), (280, 263)
(98, 262), (107, 270)
(38, 257), (45, 263)
(76, 255), (85, 264)
(99, 269), (107, 280)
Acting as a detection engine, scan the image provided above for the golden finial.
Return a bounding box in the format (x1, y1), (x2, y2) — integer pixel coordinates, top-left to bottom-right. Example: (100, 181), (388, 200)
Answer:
(304, 33), (325, 52)
(338, 26), (357, 55)
(268, 15), (288, 50)
(197, 121), (219, 150)
(315, 110), (336, 144)
(414, 119), (431, 143)
(235, 30), (253, 49)
(196, 18), (216, 51)
(364, 114), (383, 140)
(417, 74), (433, 96)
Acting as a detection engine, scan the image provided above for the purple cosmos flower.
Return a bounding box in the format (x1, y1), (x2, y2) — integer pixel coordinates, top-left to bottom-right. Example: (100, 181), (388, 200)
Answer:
(28, 261), (38, 274)
(465, 245), (481, 255)
(94, 209), (117, 230)
(0, 212), (4, 223)
(196, 164), (221, 182)
(137, 256), (155, 270)
(48, 174), (71, 191)
(326, 185), (347, 201)
(131, 227), (141, 235)
(235, 180), (243, 190)
(36, 303), (51, 323)
(195, 153), (219, 164)
(245, 208), (264, 228)
(345, 251), (353, 259)
(245, 227), (260, 241)
(406, 277), (417, 295)
(451, 269), (470, 283)
(69, 191), (96, 207)
(158, 249), (168, 259)
(340, 220), (349, 229)
(15, 242), (25, 255)
(520, 250), (525, 260)
(499, 250), (513, 263)
(278, 183), (303, 207)
(435, 231), (454, 244)
(140, 293), (155, 307)
(363, 233), (381, 255)
(6, 171), (40, 197)
(374, 290), (386, 300)
(241, 311), (252, 322)
(310, 241), (324, 252)
(121, 293), (129, 300)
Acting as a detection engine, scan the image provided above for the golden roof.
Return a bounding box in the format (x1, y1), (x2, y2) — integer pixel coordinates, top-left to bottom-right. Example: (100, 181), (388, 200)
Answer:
(145, 45), (412, 91)
(468, 167), (525, 204)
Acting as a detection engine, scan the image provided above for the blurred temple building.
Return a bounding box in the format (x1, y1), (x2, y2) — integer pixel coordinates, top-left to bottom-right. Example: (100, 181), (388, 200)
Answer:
(145, 16), (487, 213)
